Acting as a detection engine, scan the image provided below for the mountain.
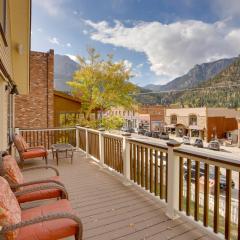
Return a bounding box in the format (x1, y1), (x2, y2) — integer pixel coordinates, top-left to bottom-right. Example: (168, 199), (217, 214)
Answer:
(54, 54), (79, 92)
(144, 57), (237, 91)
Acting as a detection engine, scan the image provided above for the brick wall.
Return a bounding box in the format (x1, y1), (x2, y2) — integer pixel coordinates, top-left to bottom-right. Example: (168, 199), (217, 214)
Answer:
(15, 50), (54, 129)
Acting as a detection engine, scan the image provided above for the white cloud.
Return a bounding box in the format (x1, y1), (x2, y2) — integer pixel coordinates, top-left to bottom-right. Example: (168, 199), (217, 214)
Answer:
(37, 28), (43, 32)
(65, 54), (80, 64)
(48, 37), (60, 45)
(73, 10), (78, 15)
(123, 60), (132, 70)
(136, 63), (143, 68)
(33, 0), (64, 16)
(85, 19), (240, 83)
(213, 0), (240, 19)
(83, 30), (88, 35)
(66, 43), (72, 47)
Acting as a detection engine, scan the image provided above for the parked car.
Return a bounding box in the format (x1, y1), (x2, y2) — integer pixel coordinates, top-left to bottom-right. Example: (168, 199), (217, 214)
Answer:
(144, 131), (152, 137)
(183, 162), (235, 190)
(208, 140), (220, 151)
(137, 128), (146, 135)
(182, 136), (190, 145)
(121, 127), (135, 133)
(159, 132), (169, 140)
(193, 138), (203, 148)
(152, 132), (160, 138)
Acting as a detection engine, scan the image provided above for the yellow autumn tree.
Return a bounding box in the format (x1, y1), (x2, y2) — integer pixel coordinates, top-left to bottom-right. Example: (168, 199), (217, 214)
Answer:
(67, 48), (137, 121)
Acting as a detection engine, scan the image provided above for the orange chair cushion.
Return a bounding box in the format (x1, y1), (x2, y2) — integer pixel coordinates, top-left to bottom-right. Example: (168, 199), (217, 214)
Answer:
(21, 148), (47, 160)
(2, 155), (24, 186)
(0, 177), (21, 240)
(17, 176), (62, 203)
(17, 200), (78, 240)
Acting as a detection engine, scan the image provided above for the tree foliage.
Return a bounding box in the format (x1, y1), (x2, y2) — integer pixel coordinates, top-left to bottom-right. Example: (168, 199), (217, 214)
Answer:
(67, 48), (137, 120)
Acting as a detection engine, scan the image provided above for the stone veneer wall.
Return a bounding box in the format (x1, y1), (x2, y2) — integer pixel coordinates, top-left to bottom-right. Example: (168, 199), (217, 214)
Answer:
(15, 50), (54, 129)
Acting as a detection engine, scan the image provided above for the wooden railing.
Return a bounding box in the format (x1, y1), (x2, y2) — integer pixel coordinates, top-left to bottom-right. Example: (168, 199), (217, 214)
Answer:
(103, 134), (123, 173)
(129, 139), (168, 202)
(87, 129), (100, 160)
(16, 125), (240, 239)
(17, 127), (76, 149)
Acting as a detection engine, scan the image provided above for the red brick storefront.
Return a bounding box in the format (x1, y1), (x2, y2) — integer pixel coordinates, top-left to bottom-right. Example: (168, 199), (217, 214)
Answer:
(15, 50), (54, 128)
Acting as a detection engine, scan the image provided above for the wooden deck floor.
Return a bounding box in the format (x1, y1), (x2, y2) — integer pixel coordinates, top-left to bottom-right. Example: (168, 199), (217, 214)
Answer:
(23, 151), (216, 240)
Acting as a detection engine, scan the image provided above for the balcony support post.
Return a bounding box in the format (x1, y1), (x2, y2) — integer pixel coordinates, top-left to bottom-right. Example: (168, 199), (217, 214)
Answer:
(85, 127), (89, 158)
(98, 128), (105, 166)
(75, 125), (80, 150)
(166, 140), (181, 219)
(122, 133), (131, 184)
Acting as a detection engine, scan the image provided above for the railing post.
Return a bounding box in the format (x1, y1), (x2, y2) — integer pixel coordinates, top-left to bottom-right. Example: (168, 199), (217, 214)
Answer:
(75, 125), (80, 150)
(85, 127), (89, 157)
(15, 127), (20, 135)
(122, 133), (131, 183)
(98, 128), (105, 166)
(166, 140), (181, 219)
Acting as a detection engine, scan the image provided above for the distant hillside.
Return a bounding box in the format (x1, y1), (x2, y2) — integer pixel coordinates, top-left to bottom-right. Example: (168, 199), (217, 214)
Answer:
(145, 57), (237, 91)
(137, 56), (240, 107)
(178, 57), (240, 107)
(54, 54), (79, 92)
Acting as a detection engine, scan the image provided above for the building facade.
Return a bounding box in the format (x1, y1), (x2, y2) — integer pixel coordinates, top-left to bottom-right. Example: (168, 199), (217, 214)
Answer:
(15, 50), (54, 129)
(0, 0), (31, 150)
(165, 107), (238, 141)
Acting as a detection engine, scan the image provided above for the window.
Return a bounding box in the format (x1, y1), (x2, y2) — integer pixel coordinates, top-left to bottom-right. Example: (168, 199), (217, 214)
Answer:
(189, 114), (197, 125)
(0, 0), (7, 46)
(170, 115), (177, 124)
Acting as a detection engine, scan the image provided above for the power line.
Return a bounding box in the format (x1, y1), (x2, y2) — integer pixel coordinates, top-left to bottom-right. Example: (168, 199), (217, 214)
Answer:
(132, 82), (240, 96)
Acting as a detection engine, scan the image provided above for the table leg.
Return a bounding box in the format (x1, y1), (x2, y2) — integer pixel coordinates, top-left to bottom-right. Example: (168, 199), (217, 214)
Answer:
(56, 150), (59, 165)
(71, 149), (74, 164)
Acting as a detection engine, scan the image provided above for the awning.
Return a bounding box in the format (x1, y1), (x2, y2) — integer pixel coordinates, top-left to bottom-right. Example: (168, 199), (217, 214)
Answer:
(189, 125), (203, 130)
(165, 124), (176, 128)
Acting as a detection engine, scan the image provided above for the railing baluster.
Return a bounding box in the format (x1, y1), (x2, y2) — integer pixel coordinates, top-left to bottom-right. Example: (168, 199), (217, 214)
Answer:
(225, 169), (232, 240)
(203, 163), (209, 227)
(155, 149), (158, 196)
(165, 152), (168, 202)
(150, 148), (154, 193)
(194, 160), (200, 221)
(130, 143), (133, 180)
(214, 166), (220, 233)
(160, 151), (164, 199)
(133, 144), (137, 182)
(145, 147), (149, 190)
(179, 157), (183, 211)
(137, 145), (140, 185)
(186, 158), (191, 216)
(141, 147), (144, 187)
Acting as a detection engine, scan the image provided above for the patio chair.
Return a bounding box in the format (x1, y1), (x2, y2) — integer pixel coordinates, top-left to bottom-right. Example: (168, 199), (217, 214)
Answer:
(0, 155), (68, 204)
(13, 133), (48, 168)
(0, 176), (83, 240)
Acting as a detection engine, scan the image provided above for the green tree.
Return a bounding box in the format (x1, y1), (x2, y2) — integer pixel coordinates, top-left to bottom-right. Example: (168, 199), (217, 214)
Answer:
(67, 48), (137, 122)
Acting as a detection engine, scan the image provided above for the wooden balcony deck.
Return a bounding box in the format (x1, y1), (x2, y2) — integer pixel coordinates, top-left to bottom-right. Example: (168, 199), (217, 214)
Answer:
(22, 150), (216, 240)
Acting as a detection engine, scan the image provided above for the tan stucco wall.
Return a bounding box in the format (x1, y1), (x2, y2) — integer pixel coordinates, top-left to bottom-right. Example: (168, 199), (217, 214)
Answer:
(0, 77), (8, 150)
(9, 0), (31, 94)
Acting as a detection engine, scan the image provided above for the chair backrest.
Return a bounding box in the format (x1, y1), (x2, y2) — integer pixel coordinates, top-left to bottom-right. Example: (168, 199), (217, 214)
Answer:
(2, 155), (24, 186)
(12, 134), (29, 153)
(0, 176), (21, 240)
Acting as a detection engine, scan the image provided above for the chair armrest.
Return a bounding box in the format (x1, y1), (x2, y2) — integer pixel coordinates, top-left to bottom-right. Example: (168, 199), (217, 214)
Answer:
(11, 179), (65, 189)
(0, 212), (83, 239)
(21, 165), (59, 176)
(14, 184), (68, 199)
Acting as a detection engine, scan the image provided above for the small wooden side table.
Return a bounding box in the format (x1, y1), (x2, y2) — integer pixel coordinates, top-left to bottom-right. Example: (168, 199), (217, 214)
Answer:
(51, 143), (74, 165)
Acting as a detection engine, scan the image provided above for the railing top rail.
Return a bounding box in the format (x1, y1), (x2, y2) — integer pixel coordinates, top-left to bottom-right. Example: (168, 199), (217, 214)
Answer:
(87, 129), (100, 134)
(18, 127), (76, 131)
(174, 145), (240, 170)
(128, 137), (168, 151)
(103, 132), (123, 140)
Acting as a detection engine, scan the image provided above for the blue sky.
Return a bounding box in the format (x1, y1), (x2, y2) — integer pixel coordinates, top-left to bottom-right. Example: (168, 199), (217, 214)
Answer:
(31, 0), (240, 86)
